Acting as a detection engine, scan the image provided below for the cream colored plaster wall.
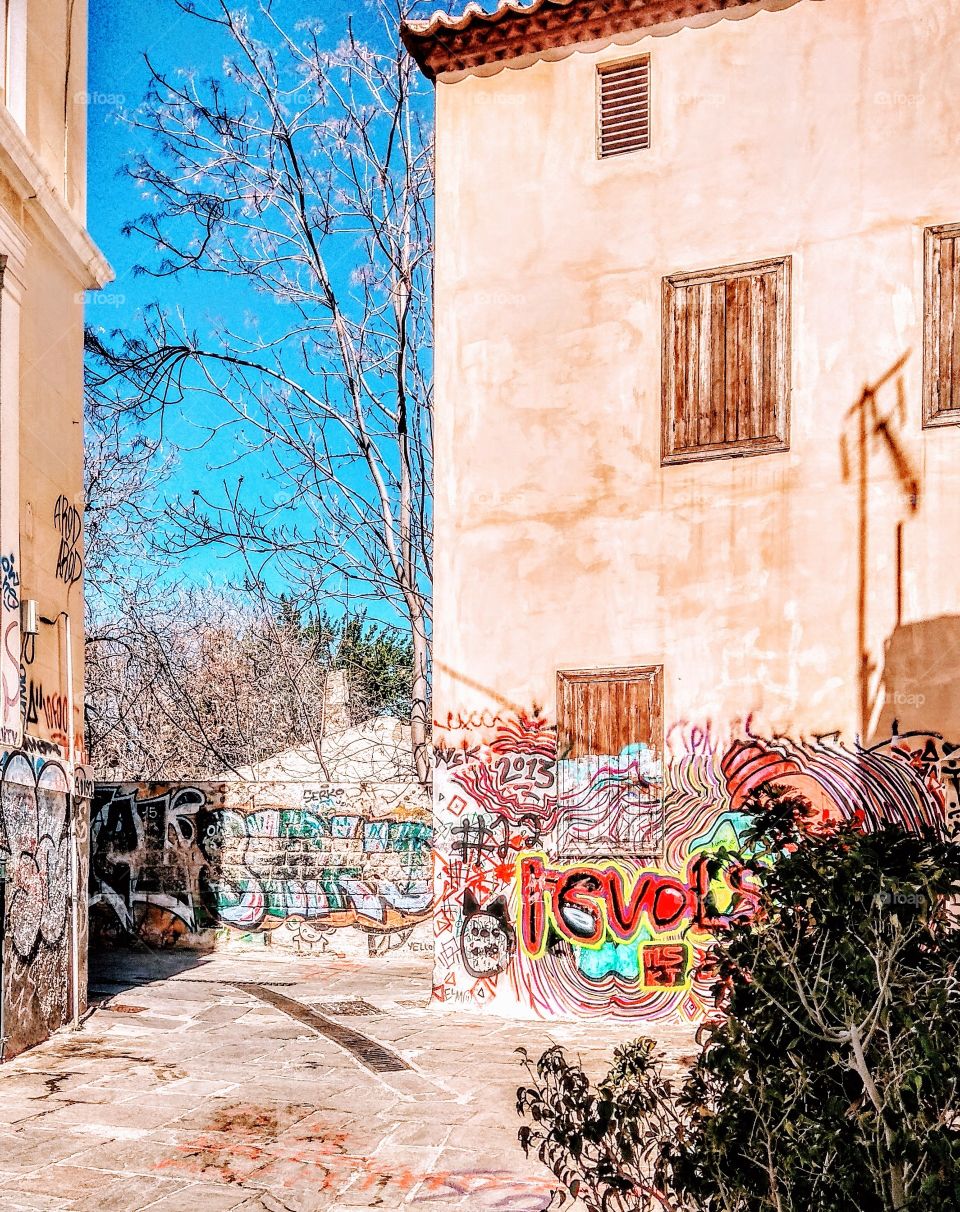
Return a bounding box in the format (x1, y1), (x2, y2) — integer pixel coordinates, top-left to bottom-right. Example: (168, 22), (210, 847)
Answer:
(0, 0), (98, 1058)
(433, 0), (960, 745)
(0, 0), (97, 761)
(25, 0), (87, 215)
(19, 216), (86, 759)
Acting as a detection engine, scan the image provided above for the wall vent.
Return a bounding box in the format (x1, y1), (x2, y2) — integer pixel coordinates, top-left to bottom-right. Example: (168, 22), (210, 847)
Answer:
(598, 56), (651, 159)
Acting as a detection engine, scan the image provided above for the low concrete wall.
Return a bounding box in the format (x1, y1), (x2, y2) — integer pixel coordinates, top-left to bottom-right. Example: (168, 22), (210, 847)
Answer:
(89, 780), (431, 956)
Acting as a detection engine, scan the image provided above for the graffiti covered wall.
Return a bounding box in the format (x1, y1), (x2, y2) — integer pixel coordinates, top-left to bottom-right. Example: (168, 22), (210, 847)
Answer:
(0, 742), (88, 1058)
(433, 713), (956, 1019)
(90, 780), (432, 955)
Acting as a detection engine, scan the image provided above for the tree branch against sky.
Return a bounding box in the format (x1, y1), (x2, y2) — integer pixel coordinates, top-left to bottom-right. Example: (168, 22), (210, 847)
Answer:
(87, 0), (437, 784)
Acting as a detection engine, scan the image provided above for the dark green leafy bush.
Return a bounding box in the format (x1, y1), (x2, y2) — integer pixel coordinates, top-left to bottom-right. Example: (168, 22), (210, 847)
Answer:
(518, 789), (960, 1212)
(517, 1037), (688, 1211)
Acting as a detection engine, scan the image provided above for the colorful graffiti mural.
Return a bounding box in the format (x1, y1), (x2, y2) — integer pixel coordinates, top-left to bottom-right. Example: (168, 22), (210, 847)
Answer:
(0, 553), (21, 748)
(90, 781), (432, 952)
(0, 746), (86, 1057)
(2, 754), (70, 962)
(433, 714), (954, 1019)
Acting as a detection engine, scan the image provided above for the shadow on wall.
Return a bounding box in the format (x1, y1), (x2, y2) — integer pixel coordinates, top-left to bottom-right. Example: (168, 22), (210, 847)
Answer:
(841, 352), (920, 738)
(871, 615), (960, 743)
(89, 781), (433, 959)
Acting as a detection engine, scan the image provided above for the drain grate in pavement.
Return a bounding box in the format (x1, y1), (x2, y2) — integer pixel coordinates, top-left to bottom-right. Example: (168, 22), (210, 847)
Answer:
(231, 983), (410, 1074)
(317, 999), (380, 1017)
(175, 976), (297, 986)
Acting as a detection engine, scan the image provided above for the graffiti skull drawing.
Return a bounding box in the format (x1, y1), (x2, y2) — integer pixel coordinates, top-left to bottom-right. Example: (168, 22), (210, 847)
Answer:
(459, 891), (515, 979)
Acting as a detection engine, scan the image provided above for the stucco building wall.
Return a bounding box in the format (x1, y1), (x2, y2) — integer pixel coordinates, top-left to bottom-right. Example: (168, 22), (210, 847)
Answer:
(434, 0), (960, 738)
(0, 0), (110, 1057)
(428, 0), (960, 1018)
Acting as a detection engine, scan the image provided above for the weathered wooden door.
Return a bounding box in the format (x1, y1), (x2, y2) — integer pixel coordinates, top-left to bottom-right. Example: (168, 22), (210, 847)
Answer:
(555, 666), (663, 856)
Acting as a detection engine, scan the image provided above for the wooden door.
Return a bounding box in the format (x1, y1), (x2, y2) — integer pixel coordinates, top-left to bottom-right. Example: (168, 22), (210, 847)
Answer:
(556, 666), (663, 856)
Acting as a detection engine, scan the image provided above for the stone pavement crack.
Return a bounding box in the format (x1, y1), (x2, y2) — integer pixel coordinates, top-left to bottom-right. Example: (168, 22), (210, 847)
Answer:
(231, 982), (411, 1074)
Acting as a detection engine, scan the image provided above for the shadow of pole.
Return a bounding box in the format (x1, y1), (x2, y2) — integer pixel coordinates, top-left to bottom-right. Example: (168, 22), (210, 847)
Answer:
(841, 352), (919, 738)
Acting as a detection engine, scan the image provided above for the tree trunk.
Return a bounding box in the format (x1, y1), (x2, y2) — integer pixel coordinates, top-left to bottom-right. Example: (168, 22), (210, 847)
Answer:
(848, 1020), (907, 1210)
(409, 599), (430, 789)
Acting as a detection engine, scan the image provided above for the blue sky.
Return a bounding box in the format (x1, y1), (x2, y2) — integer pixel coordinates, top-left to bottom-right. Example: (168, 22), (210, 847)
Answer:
(88, 0), (278, 589)
(85, 0), (442, 608)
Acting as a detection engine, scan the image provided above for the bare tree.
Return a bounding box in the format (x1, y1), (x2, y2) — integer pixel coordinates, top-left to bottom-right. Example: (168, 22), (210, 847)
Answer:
(83, 388), (416, 780)
(83, 379), (336, 778)
(83, 372), (172, 613)
(83, 367), (174, 770)
(86, 0), (434, 783)
(86, 589), (336, 780)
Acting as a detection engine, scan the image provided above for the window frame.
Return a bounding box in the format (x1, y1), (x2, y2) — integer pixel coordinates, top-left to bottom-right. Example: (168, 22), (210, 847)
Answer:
(596, 53), (651, 161)
(661, 255), (792, 466)
(922, 222), (960, 429)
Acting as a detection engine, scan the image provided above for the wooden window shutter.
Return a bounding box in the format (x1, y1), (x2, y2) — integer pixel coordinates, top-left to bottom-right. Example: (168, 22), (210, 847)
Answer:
(923, 223), (960, 427)
(556, 667), (663, 856)
(661, 256), (791, 464)
(598, 57), (650, 159)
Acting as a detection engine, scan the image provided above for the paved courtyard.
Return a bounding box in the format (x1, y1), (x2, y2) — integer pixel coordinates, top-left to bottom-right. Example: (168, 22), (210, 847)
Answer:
(0, 946), (696, 1211)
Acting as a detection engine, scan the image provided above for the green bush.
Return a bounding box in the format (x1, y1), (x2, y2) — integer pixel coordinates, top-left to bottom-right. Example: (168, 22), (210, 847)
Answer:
(517, 789), (960, 1212)
(517, 1037), (686, 1212)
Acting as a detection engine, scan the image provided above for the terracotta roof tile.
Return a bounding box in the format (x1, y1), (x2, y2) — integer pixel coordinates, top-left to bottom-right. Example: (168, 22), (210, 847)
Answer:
(402, 0), (802, 81)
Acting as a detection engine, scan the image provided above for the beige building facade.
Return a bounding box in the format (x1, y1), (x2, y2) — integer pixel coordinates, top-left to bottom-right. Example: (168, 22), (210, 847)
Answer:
(406, 0), (960, 1020)
(0, 0), (110, 1056)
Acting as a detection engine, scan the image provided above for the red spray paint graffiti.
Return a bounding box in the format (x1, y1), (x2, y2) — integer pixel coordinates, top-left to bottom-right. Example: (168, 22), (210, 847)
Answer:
(433, 712), (953, 1019)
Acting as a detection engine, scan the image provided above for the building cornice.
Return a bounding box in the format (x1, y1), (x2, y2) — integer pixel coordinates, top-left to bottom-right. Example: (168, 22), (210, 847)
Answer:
(403, 0), (815, 81)
(0, 106), (113, 290)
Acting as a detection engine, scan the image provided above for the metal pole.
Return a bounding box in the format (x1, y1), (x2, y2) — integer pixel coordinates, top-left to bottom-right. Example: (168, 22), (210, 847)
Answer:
(64, 613), (80, 1030)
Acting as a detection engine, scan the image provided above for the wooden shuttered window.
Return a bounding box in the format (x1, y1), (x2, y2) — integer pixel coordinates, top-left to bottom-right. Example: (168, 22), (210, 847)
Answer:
(598, 56), (650, 159)
(556, 667), (663, 856)
(923, 223), (960, 427)
(661, 257), (791, 465)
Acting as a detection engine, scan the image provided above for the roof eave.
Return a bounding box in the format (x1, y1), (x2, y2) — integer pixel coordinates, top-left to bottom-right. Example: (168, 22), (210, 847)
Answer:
(402, 0), (812, 83)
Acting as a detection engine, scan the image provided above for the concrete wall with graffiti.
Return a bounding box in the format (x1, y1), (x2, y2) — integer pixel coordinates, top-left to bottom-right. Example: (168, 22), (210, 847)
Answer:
(433, 715), (955, 1019)
(90, 780), (432, 955)
(0, 742), (89, 1058)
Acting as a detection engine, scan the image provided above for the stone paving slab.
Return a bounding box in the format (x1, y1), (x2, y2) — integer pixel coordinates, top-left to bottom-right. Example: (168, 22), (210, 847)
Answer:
(0, 946), (697, 1210)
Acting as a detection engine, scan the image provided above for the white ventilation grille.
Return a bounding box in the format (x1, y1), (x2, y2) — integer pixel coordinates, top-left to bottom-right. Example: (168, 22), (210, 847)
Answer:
(598, 57), (651, 159)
